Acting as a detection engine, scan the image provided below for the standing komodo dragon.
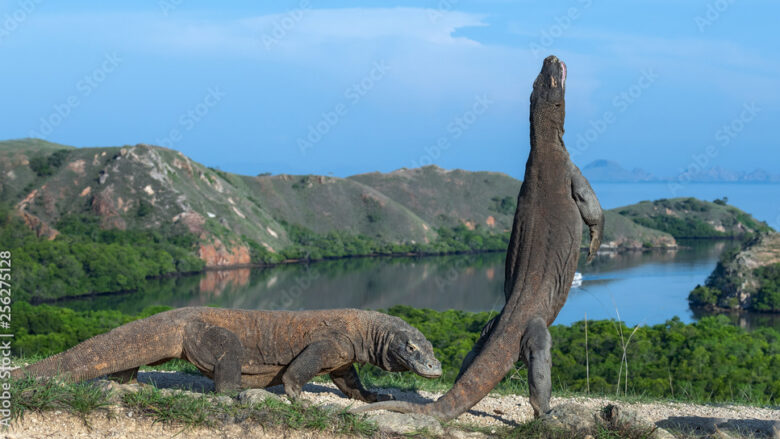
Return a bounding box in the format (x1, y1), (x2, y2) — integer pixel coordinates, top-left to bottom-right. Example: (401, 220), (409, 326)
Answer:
(12, 307), (442, 402)
(352, 55), (604, 420)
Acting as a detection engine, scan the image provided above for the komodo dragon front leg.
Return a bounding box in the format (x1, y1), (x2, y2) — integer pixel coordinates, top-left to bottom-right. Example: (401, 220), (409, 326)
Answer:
(570, 161), (604, 262)
(330, 365), (393, 403)
(281, 338), (355, 401)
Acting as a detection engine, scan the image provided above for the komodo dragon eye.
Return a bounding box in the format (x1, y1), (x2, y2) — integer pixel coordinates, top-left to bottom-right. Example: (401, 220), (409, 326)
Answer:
(407, 343), (418, 352)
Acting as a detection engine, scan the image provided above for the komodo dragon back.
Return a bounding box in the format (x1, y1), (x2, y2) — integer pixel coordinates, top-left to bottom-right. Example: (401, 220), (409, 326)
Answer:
(351, 55), (604, 421)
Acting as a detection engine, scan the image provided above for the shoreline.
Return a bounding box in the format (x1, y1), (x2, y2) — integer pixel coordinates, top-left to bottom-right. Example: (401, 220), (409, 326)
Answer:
(32, 244), (686, 305)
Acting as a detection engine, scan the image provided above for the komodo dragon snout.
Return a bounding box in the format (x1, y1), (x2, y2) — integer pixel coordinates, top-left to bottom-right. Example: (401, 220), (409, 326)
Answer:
(385, 326), (442, 378)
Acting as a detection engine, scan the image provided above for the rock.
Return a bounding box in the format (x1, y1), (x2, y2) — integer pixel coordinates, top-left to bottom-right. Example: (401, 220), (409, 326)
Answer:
(212, 395), (234, 406)
(237, 388), (282, 405)
(710, 428), (737, 439)
(600, 404), (675, 439)
(541, 403), (597, 433)
(364, 412), (444, 436)
(96, 379), (141, 402)
(652, 427), (677, 439)
(445, 428), (489, 439)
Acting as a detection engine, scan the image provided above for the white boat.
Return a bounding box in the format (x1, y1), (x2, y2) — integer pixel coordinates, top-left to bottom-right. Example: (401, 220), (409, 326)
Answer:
(571, 272), (583, 288)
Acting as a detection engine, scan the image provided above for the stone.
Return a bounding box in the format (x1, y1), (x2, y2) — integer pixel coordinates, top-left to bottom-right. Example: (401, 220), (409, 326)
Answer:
(445, 428), (489, 439)
(600, 404), (675, 439)
(540, 403), (597, 433)
(212, 395), (234, 406)
(365, 412), (444, 436)
(237, 388), (282, 405)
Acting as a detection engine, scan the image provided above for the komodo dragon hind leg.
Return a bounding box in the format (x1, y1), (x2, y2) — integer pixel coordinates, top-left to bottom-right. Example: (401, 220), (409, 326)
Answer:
(330, 365), (393, 403)
(183, 323), (243, 394)
(521, 316), (552, 418)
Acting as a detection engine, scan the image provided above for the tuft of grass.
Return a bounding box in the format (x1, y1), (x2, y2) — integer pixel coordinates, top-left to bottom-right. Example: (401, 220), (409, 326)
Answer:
(248, 397), (377, 437)
(13, 376), (377, 437)
(64, 382), (113, 421)
(122, 386), (215, 428)
(506, 419), (570, 439)
(11, 376), (112, 424)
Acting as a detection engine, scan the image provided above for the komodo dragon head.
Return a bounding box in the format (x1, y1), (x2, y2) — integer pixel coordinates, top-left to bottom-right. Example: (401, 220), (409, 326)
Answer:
(383, 324), (442, 378)
(531, 55), (566, 129)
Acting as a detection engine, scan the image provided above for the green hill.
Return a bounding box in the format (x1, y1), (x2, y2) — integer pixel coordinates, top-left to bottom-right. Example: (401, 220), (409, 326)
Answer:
(616, 197), (772, 238)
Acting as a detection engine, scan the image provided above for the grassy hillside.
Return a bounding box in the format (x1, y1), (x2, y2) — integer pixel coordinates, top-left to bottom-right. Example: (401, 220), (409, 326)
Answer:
(595, 211), (677, 250)
(350, 165), (520, 231)
(240, 173), (435, 244)
(0, 141), (290, 263)
(9, 138), (776, 283)
(617, 197), (772, 238)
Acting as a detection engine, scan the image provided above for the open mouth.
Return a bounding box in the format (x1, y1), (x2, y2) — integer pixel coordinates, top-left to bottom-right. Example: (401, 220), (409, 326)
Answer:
(560, 61), (566, 88)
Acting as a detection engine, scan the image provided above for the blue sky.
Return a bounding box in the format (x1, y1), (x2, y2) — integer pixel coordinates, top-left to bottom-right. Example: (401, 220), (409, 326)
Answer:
(0, 0), (777, 179)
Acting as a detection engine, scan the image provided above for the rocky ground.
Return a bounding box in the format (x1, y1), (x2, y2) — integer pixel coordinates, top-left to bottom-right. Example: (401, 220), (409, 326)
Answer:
(6, 371), (779, 439)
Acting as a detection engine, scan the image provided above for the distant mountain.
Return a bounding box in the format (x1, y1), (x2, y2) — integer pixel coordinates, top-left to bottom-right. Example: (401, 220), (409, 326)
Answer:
(582, 159), (780, 183)
(581, 160), (658, 182)
(675, 166), (780, 183)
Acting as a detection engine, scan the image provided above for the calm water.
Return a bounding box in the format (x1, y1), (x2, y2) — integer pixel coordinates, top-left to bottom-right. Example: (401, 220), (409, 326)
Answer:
(58, 183), (780, 329)
(62, 240), (779, 330)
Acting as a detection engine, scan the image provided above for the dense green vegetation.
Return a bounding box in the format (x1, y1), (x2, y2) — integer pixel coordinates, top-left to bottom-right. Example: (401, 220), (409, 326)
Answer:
(1, 205), (204, 301)
(263, 222), (510, 264)
(27, 149), (70, 177)
(632, 215), (727, 239)
(752, 264), (780, 312)
(16, 304), (779, 405)
(380, 306), (780, 404)
(688, 238), (779, 312)
(619, 197), (772, 239)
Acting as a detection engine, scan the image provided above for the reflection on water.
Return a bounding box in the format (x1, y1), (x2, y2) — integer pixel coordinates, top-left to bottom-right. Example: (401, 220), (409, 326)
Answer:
(62, 239), (777, 330)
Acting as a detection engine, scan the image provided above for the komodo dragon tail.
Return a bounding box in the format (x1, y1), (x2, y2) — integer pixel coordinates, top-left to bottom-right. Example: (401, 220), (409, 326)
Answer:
(12, 311), (184, 382)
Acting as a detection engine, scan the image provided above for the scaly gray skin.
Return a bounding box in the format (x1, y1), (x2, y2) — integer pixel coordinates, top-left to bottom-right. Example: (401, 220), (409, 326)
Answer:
(351, 55), (604, 420)
(12, 307), (442, 402)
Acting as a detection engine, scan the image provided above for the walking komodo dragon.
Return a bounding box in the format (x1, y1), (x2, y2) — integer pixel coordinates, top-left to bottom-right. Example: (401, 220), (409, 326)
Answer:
(12, 307), (442, 402)
(352, 55), (604, 420)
